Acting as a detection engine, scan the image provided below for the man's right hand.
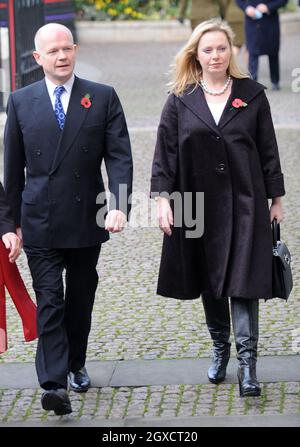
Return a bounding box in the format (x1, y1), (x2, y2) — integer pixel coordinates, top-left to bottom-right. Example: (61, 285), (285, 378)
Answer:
(1, 232), (22, 263)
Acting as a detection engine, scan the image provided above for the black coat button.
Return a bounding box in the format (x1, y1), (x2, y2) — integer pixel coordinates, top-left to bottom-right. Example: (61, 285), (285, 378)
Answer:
(218, 163), (226, 172)
(82, 147), (88, 153)
(36, 150), (41, 155)
(75, 196), (81, 202)
(74, 171), (80, 179)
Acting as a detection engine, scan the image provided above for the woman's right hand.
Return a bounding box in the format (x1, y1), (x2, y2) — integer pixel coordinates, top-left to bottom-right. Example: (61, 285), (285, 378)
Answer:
(156, 197), (174, 236)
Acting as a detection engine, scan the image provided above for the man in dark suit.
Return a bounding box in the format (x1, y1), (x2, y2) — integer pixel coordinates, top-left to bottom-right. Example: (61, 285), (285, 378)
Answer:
(4, 23), (133, 415)
(0, 182), (21, 262)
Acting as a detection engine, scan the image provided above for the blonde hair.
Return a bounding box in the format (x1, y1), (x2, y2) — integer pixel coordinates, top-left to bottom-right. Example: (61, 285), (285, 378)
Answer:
(168, 18), (249, 96)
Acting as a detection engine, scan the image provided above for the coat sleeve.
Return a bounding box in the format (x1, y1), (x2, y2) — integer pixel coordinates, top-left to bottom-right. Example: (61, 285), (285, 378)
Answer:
(3, 94), (26, 227)
(0, 182), (16, 237)
(256, 91), (285, 198)
(150, 94), (178, 197)
(104, 87), (133, 219)
(266, 0), (288, 13)
(235, 0), (247, 11)
(235, 0), (287, 12)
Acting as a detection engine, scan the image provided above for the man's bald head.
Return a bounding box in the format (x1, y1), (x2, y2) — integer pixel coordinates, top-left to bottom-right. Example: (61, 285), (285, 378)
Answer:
(34, 23), (74, 52)
(33, 23), (76, 85)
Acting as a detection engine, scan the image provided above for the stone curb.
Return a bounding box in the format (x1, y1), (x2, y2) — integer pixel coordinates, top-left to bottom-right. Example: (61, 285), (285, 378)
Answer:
(0, 355), (299, 389)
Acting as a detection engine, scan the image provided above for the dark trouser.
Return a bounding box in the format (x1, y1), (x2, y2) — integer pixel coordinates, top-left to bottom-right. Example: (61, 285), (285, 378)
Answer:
(248, 53), (280, 84)
(24, 244), (101, 390)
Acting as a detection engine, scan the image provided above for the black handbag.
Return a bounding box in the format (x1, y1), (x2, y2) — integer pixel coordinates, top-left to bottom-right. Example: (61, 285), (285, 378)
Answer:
(272, 219), (293, 300)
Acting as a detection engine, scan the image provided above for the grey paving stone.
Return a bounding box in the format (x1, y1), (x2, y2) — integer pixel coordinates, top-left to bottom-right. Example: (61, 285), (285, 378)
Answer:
(109, 356), (300, 386)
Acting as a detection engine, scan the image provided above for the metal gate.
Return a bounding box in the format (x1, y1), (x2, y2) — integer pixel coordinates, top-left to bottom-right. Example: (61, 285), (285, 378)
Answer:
(0, 2), (8, 110)
(0, 0), (76, 108)
(8, 0), (44, 91)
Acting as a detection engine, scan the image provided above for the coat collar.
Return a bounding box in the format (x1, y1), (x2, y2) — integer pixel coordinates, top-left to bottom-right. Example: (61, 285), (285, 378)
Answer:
(178, 77), (266, 134)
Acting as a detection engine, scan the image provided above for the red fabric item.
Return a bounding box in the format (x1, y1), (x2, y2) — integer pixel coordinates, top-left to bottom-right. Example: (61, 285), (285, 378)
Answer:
(0, 242), (37, 354)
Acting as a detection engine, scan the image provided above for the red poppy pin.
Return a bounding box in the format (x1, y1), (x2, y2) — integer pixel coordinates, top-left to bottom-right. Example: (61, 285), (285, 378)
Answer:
(81, 93), (92, 109)
(231, 98), (248, 109)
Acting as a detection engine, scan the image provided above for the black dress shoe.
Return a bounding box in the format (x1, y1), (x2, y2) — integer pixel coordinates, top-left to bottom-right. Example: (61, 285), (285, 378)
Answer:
(68, 366), (91, 393)
(41, 388), (72, 415)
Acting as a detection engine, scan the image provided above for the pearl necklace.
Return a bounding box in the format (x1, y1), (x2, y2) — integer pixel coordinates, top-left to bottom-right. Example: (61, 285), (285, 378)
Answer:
(200, 75), (231, 96)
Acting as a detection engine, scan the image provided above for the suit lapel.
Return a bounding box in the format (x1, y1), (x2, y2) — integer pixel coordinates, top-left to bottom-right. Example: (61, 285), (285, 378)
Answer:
(50, 76), (91, 174)
(178, 84), (222, 136)
(218, 78), (266, 129)
(179, 78), (265, 133)
(32, 80), (61, 149)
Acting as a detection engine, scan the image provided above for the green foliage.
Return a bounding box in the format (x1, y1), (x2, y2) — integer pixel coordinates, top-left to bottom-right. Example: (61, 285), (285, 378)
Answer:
(75, 0), (181, 21)
(74, 0), (298, 21)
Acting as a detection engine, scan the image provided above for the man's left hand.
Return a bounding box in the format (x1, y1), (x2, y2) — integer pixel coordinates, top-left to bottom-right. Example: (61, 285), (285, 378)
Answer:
(105, 210), (127, 233)
(1, 232), (22, 263)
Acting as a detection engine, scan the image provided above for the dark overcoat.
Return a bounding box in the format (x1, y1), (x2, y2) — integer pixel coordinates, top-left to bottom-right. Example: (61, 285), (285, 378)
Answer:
(236, 0), (288, 55)
(151, 78), (285, 300)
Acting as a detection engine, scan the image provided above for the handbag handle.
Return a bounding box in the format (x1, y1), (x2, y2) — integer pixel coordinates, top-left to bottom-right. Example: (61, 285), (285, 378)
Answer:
(272, 218), (280, 246)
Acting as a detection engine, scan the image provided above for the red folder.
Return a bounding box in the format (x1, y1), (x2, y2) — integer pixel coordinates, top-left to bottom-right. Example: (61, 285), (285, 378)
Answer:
(0, 242), (37, 354)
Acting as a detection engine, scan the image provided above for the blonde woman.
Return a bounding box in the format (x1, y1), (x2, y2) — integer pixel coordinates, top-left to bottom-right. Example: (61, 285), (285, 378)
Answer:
(150, 19), (285, 397)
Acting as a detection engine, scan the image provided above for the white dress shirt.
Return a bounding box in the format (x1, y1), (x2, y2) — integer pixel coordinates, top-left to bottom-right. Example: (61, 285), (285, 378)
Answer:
(45, 74), (75, 114)
(207, 101), (227, 125)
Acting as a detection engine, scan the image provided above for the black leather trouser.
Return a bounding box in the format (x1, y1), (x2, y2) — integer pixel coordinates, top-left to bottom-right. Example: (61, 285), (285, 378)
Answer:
(202, 293), (259, 364)
(202, 293), (231, 383)
(230, 298), (259, 366)
(202, 292), (231, 351)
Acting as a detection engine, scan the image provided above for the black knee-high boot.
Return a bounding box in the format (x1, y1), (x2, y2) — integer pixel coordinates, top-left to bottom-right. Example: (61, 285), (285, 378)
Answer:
(202, 293), (231, 384)
(230, 297), (261, 397)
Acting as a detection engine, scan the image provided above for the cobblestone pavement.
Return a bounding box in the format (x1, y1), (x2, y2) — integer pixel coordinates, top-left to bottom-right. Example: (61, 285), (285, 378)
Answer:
(0, 383), (299, 423)
(0, 31), (299, 423)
